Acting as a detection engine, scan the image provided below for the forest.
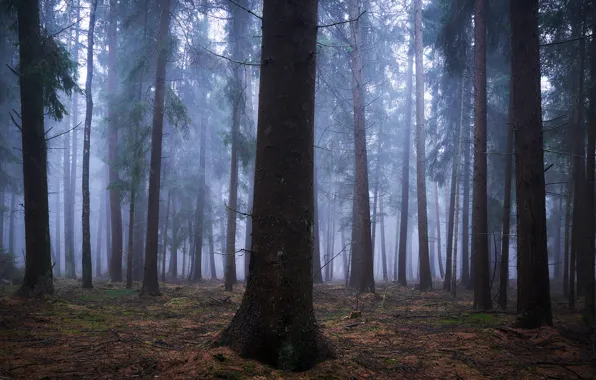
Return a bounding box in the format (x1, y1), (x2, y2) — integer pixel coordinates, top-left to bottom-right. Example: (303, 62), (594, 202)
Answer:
(0, 0), (595, 378)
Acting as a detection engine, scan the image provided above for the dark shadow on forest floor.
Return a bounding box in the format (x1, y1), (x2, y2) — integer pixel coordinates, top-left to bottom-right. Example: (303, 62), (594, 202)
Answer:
(0, 279), (594, 379)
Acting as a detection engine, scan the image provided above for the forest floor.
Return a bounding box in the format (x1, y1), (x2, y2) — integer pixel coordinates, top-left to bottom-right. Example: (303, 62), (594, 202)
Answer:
(0, 279), (594, 380)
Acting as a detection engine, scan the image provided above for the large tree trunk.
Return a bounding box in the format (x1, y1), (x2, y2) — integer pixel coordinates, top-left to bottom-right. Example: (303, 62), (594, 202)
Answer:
(498, 88), (514, 309)
(108, 0), (123, 282)
(16, 0), (54, 296)
(217, 0), (333, 369)
(347, 0), (374, 294)
(414, 0), (432, 291)
(510, 0), (552, 327)
(81, 0), (97, 289)
(472, 0), (491, 310)
(193, 117), (207, 282)
(141, 0), (171, 296)
(584, 2), (596, 324)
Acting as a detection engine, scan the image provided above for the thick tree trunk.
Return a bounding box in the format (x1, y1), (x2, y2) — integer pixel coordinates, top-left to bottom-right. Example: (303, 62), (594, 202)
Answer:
(414, 0), (432, 291)
(584, 3), (596, 324)
(472, 0), (491, 310)
(81, 0), (97, 289)
(348, 0), (374, 294)
(16, 0), (54, 296)
(511, 0), (552, 327)
(498, 89), (514, 309)
(141, 0), (171, 296)
(398, 22), (414, 288)
(108, 0), (123, 282)
(217, 0), (333, 369)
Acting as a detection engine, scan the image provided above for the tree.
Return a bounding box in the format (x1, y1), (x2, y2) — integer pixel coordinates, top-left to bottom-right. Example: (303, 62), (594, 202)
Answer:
(141, 0), (172, 296)
(472, 0), (491, 310)
(108, 0), (124, 282)
(510, 0), (552, 328)
(81, 0), (98, 289)
(398, 33), (414, 287)
(414, 0), (432, 291)
(217, 0), (333, 369)
(15, 0), (53, 296)
(348, 0), (374, 293)
(193, 115), (207, 282)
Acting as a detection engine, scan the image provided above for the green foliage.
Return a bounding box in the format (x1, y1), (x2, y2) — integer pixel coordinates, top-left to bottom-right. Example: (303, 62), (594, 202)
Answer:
(0, 248), (23, 284)
(165, 86), (190, 133)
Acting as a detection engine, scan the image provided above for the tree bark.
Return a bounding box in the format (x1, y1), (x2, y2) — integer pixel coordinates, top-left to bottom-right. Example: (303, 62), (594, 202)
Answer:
(435, 183), (444, 279)
(584, 0), (596, 324)
(472, 0), (491, 310)
(217, 0), (333, 369)
(462, 117), (471, 288)
(108, 0), (123, 282)
(397, 18), (414, 288)
(511, 0), (552, 327)
(348, 0), (375, 294)
(126, 189), (135, 288)
(96, 184), (104, 278)
(141, 0), (171, 296)
(170, 195), (178, 279)
(8, 192), (15, 256)
(81, 0), (97, 289)
(193, 117), (207, 281)
(498, 87), (514, 309)
(380, 197), (388, 281)
(16, 0), (54, 296)
(414, 0), (432, 291)
(161, 190), (171, 283)
(563, 169), (573, 298)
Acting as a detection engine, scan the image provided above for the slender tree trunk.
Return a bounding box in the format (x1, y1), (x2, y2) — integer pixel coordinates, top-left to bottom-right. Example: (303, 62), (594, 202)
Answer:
(170, 195), (178, 279)
(393, 213), (399, 281)
(96, 186), (104, 278)
(126, 190), (135, 288)
(313, 166), (323, 283)
(472, 0), (491, 310)
(16, 0), (54, 296)
(342, 226), (348, 285)
(435, 183), (444, 279)
(0, 186), (4, 250)
(563, 172), (573, 297)
(133, 189), (145, 281)
(244, 162), (254, 280)
(81, 0), (97, 289)
(511, 0), (552, 327)
(209, 205), (216, 279)
(107, 0), (123, 282)
(380, 197), (388, 281)
(217, 0), (333, 368)
(554, 196), (563, 280)
(414, 0), (432, 291)
(398, 23), (414, 288)
(462, 120), (471, 288)
(54, 180), (61, 276)
(8, 192), (16, 255)
(193, 116), (207, 282)
(498, 88), (514, 309)
(161, 190), (171, 283)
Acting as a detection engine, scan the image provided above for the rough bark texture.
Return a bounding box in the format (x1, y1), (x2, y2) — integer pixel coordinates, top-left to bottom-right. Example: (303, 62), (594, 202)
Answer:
(584, 0), (596, 324)
(414, 0), (432, 291)
(511, 0), (552, 328)
(472, 0), (491, 310)
(17, 0), (54, 296)
(498, 91), (514, 309)
(81, 0), (97, 289)
(217, 0), (334, 369)
(348, 0), (374, 293)
(398, 27), (414, 288)
(142, 0), (171, 296)
(108, 0), (123, 282)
